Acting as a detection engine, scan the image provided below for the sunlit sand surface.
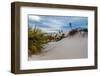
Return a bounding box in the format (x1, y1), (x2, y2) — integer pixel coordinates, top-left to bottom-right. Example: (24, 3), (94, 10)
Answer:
(29, 33), (88, 60)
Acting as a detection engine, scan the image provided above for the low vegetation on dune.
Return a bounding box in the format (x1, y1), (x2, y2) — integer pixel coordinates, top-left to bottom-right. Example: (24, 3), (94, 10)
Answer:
(67, 28), (88, 36)
(28, 26), (88, 56)
(28, 27), (49, 56)
(81, 28), (88, 32)
(67, 29), (78, 36)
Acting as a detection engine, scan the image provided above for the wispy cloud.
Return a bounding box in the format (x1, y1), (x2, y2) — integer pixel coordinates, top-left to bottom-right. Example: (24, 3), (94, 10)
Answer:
(28, 15), (88, 33)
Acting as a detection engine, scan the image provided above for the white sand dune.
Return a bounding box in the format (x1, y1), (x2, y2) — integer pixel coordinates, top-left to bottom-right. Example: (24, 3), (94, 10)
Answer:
(29, 34), (88, 60)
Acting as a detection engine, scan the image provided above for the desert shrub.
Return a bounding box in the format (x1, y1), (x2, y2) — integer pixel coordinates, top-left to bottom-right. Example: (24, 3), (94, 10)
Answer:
(28, 27), (48, 55)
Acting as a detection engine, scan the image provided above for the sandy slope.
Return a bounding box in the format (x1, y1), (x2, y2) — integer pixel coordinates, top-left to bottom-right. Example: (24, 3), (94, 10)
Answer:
(29, 34), (88, 60)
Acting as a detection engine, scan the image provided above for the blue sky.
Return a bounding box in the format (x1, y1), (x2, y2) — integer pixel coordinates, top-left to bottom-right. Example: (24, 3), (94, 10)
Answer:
(28, 15), (88, 33)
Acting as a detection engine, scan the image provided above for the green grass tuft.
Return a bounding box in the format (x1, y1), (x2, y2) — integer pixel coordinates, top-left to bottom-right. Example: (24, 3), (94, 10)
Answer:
(28, 27), (49, 56)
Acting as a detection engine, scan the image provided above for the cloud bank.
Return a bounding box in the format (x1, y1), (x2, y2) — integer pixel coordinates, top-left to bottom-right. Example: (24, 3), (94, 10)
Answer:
(28, 15), (88, 33)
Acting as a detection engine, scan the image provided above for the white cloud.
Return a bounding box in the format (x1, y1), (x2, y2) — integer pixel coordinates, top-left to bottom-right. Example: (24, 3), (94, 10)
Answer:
(29, 15), (87, 33)
(29, 15), (41, 21)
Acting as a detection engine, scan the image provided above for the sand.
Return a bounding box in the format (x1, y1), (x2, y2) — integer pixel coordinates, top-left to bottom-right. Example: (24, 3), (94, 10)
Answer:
(29, 34), (88, 60)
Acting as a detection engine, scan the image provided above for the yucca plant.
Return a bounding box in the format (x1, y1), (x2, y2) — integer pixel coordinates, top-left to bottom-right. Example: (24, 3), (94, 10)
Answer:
(28, 26), (48, 56)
